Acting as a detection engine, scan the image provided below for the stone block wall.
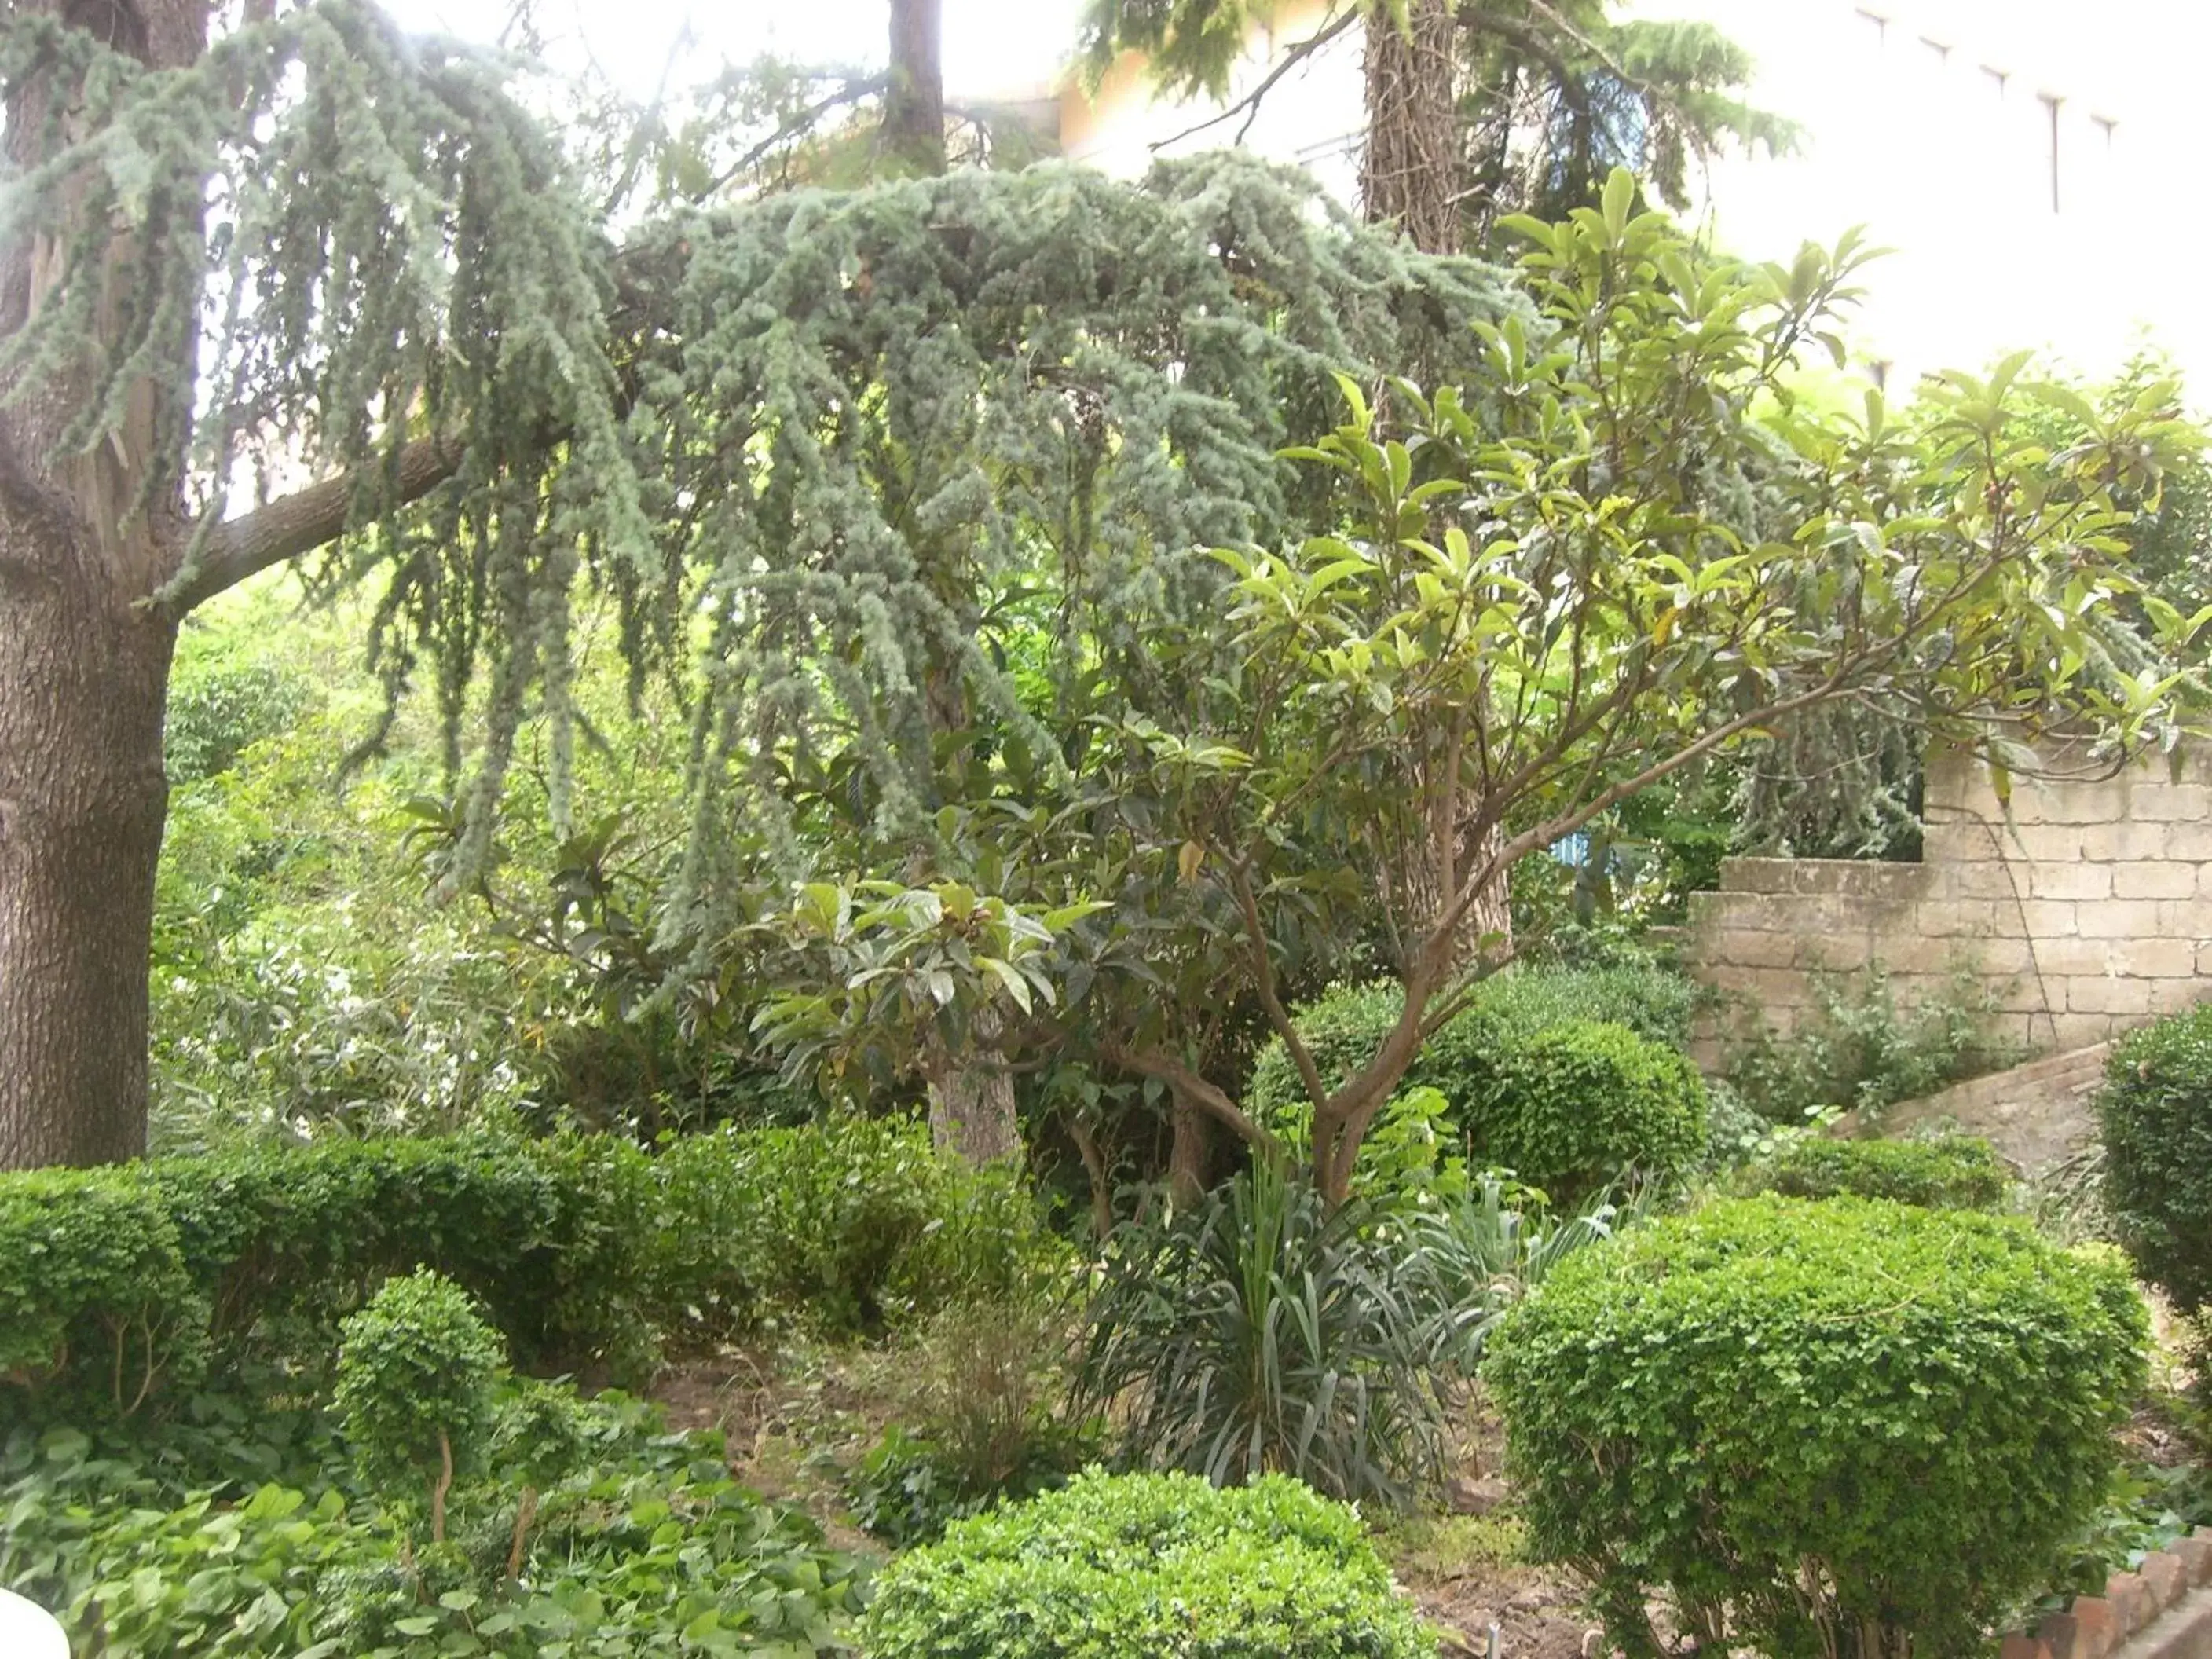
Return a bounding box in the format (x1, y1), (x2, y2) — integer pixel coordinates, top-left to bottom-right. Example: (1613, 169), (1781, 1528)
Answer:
(1685, 740), (2212, 1063)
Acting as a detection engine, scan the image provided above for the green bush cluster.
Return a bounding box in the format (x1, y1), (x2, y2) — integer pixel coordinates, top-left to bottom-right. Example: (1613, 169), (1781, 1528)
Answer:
(1478, 1021), (1706, 1205)
(1487, 1196), (2146, 1659)
(859, 1469), (1431, 1658)
(1723, 961), (2018, 1122)
(2097, 1005), (2212, 1313)
(334, 1271), (507, 1511)
(1247, 963), (1698, 1116)
(1247, 967), (1705, 1202)
(0, 1116), (1057, 1425)
(1251, 985), (1706, 1205)
(1745, 1133), (2012, 1210)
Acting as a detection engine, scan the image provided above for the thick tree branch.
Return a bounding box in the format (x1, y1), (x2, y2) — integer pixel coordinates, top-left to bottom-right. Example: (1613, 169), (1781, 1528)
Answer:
(1106, 1042), (1280, 1157)
(158, 435), (462, 617)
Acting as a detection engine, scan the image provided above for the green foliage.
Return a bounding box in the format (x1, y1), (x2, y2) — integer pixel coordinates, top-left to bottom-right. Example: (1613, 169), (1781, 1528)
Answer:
(647, 1116), (1072, 1342)
(0, 1170), (208, 1420)
(859, 1468), (1431, 1659)
(1723, 961), (2020, 1122)
(1246, 962), (1698, 1124)
(1476, 1020), (1706, 1205)
(1074, 1163), (1451, 1506)
(0, 1119), (1053, 1426)
(1074, 1163), (1617, 1506)
(2098, 1005), (2212, 1314)
(164, 653), (313, 786)
(845, 1293), (1099, 1547)
(847, 1418), (1100, 1551)
(1488, 1196), (2147, 1659)
(1746, 1133), (2012, 1210)
(1248, 973), (1703, 1203)
(334, 1272), (506, 1501)
(0, 1390), (866, 1657)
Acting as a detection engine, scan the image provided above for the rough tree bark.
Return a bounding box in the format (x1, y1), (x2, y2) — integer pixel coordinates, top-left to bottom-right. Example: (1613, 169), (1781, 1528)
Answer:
(883, 0), (946, 176)
(0, 0), (463, 1169)
(1360, 0), (1514, 967)
(920, 1006), (1020, 1166)
(1360, 0), (1459, 255)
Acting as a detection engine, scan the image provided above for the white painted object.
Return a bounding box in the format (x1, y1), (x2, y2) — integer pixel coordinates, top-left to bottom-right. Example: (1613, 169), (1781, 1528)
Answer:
(0, 1587), (68, 1658)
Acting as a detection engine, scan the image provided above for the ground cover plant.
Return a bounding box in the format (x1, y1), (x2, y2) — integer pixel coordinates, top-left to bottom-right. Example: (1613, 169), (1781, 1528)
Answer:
(859, 1468), (1432, 1658)
(0, 1379), (867, 1657)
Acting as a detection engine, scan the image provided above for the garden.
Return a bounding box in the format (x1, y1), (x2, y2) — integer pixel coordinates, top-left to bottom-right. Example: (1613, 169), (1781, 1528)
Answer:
(6, 0), (2212, 1654)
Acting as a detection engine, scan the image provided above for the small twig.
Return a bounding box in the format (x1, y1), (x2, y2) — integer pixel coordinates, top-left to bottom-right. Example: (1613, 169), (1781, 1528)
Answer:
(1148, 6), (1361, 152)
(431, 1431), (454, 1544)
(506, 1485), (539, 1580)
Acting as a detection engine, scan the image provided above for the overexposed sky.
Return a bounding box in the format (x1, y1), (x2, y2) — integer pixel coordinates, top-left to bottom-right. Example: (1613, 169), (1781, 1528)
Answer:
(380, 0), (1088, 100)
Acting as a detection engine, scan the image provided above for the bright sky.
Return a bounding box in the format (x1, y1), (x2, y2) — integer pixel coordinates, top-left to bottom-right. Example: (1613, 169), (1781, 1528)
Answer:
(381, 0), (1089, 100)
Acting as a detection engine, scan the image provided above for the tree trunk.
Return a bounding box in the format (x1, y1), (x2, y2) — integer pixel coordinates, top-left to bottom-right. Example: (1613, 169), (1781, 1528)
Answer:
(1361, 0), (1460, 255)
(1166, 1101), (1208, 1210)
(884, 0), (947, 177)
(921, 1005), (1020, 1166)
(1361, 2), (1514, 970)
(0, 532), (175, 1167)
(0, 0), (206, 1169)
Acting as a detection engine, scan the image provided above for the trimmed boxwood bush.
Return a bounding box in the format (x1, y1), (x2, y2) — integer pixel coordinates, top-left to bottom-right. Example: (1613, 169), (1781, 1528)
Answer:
(2098, 1005), (2212, 1312)
(1746, 1133), (2012, 1210)
(333, 1269), (505, 1516)
(1486, 1196), (2146, 1659)
(0, 1170), (209, 1420)
(859, 1468), (1430, 1658)
(1475, 1020), (1705, 1203)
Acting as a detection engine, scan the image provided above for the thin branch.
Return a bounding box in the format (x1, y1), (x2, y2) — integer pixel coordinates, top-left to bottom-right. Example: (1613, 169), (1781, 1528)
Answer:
(1148, 6), (1361, 152)
(157, 434), (462, 617)
(1228, 860), (1330, 1111)
(705, 74), (890, 200)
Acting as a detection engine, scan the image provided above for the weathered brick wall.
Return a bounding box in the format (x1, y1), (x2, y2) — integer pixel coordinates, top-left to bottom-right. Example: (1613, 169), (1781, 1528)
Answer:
(1685, 740), (2212, 1063)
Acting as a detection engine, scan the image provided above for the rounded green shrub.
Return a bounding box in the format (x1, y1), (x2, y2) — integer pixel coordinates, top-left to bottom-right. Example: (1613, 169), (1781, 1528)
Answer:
(1475, 1020), (1705, 1204)
(334, 1269), (506, 1506)
(0, 1170), (207, 1423)
(859, 1468), (1430, 1658)
(1486, 1196), (2146, 1659)
(2098, 1005), (2212, 1312)
(1748, 1133), (2012, 1210)
(1247, 965), (1698, 1149)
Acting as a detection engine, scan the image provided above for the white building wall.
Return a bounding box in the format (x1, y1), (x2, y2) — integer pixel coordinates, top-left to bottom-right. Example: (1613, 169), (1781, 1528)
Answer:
(1059, 0), (2212, 397)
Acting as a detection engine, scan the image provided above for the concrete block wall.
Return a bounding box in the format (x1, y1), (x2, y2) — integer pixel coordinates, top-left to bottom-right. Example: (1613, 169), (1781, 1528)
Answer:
(1685, 740), (2212, 1063)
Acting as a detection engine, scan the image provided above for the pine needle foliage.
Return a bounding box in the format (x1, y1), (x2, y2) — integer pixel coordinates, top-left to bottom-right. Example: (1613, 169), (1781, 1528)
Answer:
(3, 4), (1518, 919)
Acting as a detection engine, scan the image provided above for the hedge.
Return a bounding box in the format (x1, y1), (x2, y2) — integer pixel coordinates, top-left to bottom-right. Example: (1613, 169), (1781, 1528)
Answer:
(1745, 1133), (2012, 1210)
(2098, 1005), (2212, 1313)
(0, 1116), (1058, 1426)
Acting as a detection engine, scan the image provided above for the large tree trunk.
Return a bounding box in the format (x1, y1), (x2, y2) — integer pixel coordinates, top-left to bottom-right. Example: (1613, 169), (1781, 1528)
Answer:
(884, 0), (947, 177)
(0, 0), (204, 1167)
(1361, 0), (1460, 255)
(0, 557), (174, 1166)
